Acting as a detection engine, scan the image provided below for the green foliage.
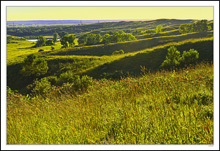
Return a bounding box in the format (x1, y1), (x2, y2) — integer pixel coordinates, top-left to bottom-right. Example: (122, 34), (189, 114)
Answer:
(60, 35), (75, 48)
(28, 78), (53, 96)
(21, 54), (48, 77)
(78, 33), (103, 46)
(68, 35), (76, 47)
(58, 31), (68, 38)
(53, 32), (59, 43)
(59, 71), (77, 83)
(156, 24), (163, 34)
(60, 73), (93, 91)
(73, 75), (93, 91)
(35, 35), (46, 47)
(44, 76), (58, 85)
(179, 20), (210, 34)
(179, 49), (199, 66)
(7, 86), (18, 97)
(145, 29), (156, 34)
(161, 46), (180, 69)
(51, 46), (55, 50)
(46, 39), (54, 46)
(112, 49), (124, 55)
(60, 35), (70, 48)
(103, 32), (136, 44)
(38, 49), (44, 52)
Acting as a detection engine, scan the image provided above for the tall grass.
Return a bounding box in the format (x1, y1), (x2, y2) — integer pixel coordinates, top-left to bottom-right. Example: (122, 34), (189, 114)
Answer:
(7, 62), (213, 144)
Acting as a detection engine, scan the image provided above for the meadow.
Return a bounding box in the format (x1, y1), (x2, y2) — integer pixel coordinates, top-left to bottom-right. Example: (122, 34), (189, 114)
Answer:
(6, 19), (214, 144)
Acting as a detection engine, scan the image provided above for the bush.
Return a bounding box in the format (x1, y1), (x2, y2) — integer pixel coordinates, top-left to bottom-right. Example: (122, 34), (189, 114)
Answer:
(7, 86), (18, 97)
(160, 46), (180, 69)
(74, 75), (93, 91)
(38, 49), (44, 52)
(28, 78), (53, 96)
(46, 39), (54, 46)
(60, 74), (93, 92)
(21, 54), (49, 77)
(60, 71), (75, 83)
(112, 49), (124, 55)
(45, 76), (58, 85)
(179, 49), (199, 66)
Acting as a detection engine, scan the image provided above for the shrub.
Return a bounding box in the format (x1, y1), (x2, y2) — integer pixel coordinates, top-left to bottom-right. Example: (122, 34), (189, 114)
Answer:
(28, 78), (53, 96)
(21, 54), (49, 77)
(7, 86), (18, 97)
(46, 39), (54, 46)
(38, 49), (44, 52)
(160, 46), (180, 69)
(45, 76), (58, 85)
(74, 75), (93, 91)
(35, 36), (46, 47)
(179, 49), (199, 66)
(112, 49), (124, 55)
(60, 74), (93, 92)
(60, 71), (75, 83)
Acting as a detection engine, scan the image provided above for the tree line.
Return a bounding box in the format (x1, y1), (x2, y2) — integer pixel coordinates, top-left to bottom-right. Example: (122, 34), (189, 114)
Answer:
(179, 20), (212, 34)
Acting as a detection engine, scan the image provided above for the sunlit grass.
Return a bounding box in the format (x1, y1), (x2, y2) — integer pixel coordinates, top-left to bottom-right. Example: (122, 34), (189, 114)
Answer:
(7, 62), (213, 144)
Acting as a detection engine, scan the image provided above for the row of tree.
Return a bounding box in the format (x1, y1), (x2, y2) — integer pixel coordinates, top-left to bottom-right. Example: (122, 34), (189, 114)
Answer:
(179, 20), (212, 34)
(78, 31), (136, 46)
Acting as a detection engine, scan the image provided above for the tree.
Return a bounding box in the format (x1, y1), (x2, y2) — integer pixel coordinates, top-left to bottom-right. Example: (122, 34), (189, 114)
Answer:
(161, 46), (180, 69)
(95, 34), (103, 43)
(58, 31), (68, 38)
(68, 35), (76, 47)
(179, 49), (199, 65)
(156, 24), (163, 34)
(46, 39), (54, 46)
(53, 32), (59, 43)
(35, 35), (46, 47)
(194, 20), (209, 32)
(60, 35), (70, 48)
(179, 20), (209, 34)
(21, 54), (48, 77)
(78, 34), (88, 45)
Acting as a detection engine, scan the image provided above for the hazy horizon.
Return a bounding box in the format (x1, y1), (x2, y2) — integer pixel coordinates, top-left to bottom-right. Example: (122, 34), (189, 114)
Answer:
(7, 7), (213, 21)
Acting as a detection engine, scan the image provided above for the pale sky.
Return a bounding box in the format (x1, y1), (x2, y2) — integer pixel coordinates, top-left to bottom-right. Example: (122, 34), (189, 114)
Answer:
(7, 7), (213, 21)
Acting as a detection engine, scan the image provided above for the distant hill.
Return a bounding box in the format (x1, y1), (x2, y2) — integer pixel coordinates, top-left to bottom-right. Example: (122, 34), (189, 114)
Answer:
(7, 20), (144, 26)
(7, 19), (197, 37)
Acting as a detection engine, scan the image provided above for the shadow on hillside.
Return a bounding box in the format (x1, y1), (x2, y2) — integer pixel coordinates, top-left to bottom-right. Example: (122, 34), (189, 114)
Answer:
(49, 31), (213, 57)
(82, 38), (213, 80)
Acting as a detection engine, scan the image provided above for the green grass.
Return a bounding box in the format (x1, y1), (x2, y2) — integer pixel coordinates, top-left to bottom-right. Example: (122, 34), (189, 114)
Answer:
(7, 40), (62, 65)
(135, 29), (181, 39)
(49, 31), (213, 56)
(7, 62), (213, 144)
(83, 37), (213, 79)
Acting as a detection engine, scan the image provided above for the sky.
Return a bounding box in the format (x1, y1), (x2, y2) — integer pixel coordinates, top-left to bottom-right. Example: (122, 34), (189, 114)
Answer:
(7, 7), (213, 21)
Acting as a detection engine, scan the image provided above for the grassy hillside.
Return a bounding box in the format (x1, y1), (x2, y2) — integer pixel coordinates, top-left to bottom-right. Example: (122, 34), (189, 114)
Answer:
(7, 62), (213, 144)
(135, 29), (180, 39)
(83, 37), (213, 79)
(7, 37), (213, 93)
(49, 31), (212, 56)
